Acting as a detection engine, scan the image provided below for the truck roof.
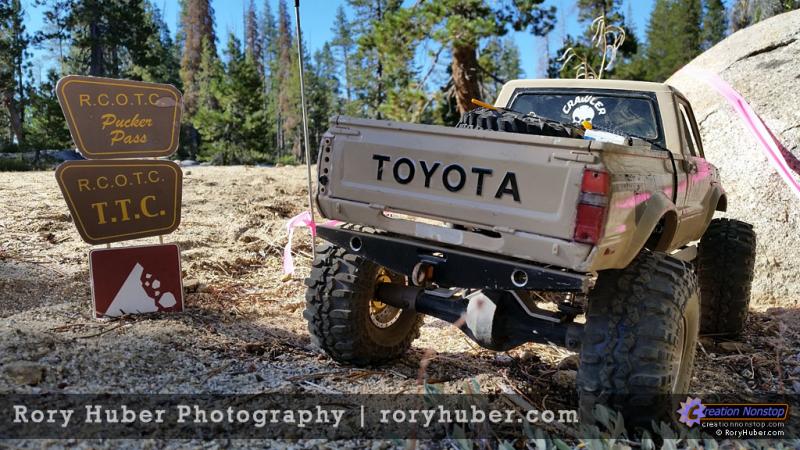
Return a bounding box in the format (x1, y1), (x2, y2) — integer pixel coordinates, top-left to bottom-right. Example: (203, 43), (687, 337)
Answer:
(499, 78), (674, 93)
(494, 78), (680, 112)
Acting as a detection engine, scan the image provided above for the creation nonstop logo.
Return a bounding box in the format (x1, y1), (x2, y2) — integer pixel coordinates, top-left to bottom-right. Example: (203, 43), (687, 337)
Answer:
(677, 397), (789, 428)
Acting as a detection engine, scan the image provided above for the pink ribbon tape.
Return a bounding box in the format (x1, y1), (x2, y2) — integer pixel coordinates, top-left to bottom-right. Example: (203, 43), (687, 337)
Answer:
(283, 212), (340, 276)
(283, 211), (316, 276)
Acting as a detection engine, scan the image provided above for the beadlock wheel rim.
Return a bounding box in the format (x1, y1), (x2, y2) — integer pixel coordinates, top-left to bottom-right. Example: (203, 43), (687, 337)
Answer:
(369, 268), (402, 329)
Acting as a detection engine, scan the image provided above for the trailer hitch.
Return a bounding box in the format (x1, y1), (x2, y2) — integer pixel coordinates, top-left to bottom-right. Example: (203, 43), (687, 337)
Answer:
(375, 284), (583, 352)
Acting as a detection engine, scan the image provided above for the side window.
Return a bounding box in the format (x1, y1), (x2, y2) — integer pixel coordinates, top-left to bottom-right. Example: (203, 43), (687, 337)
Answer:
(678, 104), (699, 157)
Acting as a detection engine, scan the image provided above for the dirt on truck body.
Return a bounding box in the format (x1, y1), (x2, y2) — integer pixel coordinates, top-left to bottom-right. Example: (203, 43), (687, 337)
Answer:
(304, 78), (757, 427)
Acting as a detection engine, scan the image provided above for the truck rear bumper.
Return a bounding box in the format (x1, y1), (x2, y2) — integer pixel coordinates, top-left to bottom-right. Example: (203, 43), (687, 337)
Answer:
(317, 224), (589, 292)
(316, 197), (595, 272)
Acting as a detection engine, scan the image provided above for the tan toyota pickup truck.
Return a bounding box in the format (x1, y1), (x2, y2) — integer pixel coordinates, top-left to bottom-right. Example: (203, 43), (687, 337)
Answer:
(303, 79), (757, 423)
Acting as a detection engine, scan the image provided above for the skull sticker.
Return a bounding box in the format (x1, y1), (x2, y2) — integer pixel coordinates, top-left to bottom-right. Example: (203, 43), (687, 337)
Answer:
(571, 105), (595, 125)
(562, 95), (607, 125)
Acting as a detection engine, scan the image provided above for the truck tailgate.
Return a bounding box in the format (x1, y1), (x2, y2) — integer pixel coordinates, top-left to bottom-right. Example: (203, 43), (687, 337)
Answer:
(318, 116), (594, 241)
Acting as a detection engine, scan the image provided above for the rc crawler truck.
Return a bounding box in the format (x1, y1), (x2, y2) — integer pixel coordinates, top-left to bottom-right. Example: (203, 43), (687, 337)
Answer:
(303, 79), (757, 422)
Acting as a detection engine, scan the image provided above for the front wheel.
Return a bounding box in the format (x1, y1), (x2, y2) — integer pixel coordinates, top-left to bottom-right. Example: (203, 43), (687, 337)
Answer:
(303, 243), (422, 366)
(577, 250), (700, 427)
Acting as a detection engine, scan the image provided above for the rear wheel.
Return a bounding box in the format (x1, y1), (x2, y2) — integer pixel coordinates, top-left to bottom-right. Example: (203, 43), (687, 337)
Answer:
(696, 218), (756, 337)
(303, 243), (422, 366)
(577, 251), (699, 427)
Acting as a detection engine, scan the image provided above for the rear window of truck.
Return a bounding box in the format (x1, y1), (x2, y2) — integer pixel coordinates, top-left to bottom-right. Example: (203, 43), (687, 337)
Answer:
(510, 91), (661, 141)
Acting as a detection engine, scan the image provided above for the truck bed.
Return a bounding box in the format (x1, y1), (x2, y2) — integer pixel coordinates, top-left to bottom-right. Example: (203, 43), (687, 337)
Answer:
(320, 117), (597, 237)
(314, 116), (671, 272)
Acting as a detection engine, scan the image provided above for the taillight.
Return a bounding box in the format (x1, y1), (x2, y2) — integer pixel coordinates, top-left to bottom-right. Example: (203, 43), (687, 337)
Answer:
(581, 170), (610, 195)
(574, 170), (609, 244)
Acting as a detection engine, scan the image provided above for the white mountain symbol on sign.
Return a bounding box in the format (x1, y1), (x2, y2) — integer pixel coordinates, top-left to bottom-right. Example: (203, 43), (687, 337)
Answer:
(104, 262), (177, 317)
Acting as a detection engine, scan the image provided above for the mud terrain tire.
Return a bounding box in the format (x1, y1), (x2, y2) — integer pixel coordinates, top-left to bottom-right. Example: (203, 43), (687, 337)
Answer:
(303, 243), (422, 366)
(577, 251), (699, 427)
(456, 107), (581, 139)
(696, 218), (756, 337)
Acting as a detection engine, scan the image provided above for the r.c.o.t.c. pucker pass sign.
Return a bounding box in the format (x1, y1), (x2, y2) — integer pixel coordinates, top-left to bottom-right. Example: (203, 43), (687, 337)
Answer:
(56, 75), (182, 159)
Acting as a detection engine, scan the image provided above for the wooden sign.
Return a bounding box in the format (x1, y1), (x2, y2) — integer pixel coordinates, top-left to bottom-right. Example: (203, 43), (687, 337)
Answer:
(89, 244), (184, 318)
(55, 160), (182, 245)
(56, 75), (182, 159)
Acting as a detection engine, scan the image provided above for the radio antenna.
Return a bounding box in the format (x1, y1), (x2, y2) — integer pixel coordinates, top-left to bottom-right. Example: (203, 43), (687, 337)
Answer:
(293, 0), (316, 260)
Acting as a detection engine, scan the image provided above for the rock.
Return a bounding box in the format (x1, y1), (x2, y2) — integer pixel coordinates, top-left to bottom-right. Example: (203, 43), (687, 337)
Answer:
(792, 380), (800, 394)
(699, 336), (715, 348)
(183, 279), (200, 293)
(4, 361), (45, 386)
(553, 370), (577, 388)
(494, 354), (514, 366)
(718, 341), (755, 353)
(371, 442), (390, 450)
(667, 10), (800, 305)
(556, 354), (579, 370)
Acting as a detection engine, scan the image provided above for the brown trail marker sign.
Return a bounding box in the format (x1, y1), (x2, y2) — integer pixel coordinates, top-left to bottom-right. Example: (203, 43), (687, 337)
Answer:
(89, 243), (184, 318)
(56, 75), (182, 159)
(55, 160), (182, 245)
(54, 75), (186, 319)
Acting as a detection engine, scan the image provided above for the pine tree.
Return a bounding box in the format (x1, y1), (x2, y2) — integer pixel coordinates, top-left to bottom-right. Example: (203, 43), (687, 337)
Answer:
(131, 2), (181, 87)
(26, 69), (72, 154)
(478, 37), (522, 101)
(347, 0), (403, 120)
(702, 0), (728, 48)
(414, 0), (554, 114)
(244, 0), (262, 74)
(309, 43), (338, 150)
(33, 0), (70, 71)
(192, 36), (226, 162)
(58, 0), (155, 77)
(180, 0), (216, 118)
(0, 0), (29, 149)
(645, 0), (703, 82)
(331, 6), (354, 107)
(261, 0), (280, 154)
(276, 0), (300, 158)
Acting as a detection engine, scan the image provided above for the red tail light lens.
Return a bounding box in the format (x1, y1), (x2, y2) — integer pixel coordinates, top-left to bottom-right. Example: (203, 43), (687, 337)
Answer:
(574, 170), (609, 244)
(574, 204), (605, 244)
(581, 170), (610, 195)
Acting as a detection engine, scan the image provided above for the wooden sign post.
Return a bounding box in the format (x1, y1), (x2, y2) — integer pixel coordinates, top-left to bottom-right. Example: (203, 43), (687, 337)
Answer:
(54, 75), (185, 318)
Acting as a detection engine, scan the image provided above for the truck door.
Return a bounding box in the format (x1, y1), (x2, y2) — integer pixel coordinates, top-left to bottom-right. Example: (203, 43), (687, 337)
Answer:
(676, 97), (711, 231)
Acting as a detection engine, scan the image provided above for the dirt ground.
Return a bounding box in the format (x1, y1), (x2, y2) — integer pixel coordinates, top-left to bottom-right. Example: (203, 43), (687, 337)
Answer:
(1, 166), (799, 443)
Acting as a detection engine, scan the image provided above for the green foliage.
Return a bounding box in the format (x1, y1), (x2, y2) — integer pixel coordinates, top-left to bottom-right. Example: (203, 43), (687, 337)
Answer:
(702, 0), (728, 49)
(25, 70), (72, 151)
(179, 0), (216, 118)
(732, 0), (800, 31)
(275, 153), (297, 166)
(195, 34), (269, 165)
(59, 0), (157, 77)
(0, 156), (30, 171)
(1, 0), (29, 148)
(130, 2), (181, 87)
(645, 0), (703, 82)
(479, 36), (522, 101)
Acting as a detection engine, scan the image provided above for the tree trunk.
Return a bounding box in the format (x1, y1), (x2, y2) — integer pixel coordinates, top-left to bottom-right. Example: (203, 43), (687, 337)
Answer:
(3, 90), (24, 147)
(89, 21), (103, 76)
(451, 42), (482, 114)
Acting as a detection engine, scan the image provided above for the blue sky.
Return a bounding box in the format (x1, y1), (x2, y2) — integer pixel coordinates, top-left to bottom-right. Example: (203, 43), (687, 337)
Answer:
(23, 0), (655, 82)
